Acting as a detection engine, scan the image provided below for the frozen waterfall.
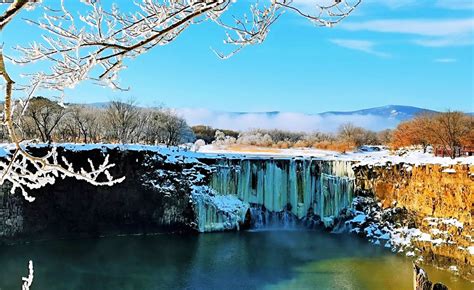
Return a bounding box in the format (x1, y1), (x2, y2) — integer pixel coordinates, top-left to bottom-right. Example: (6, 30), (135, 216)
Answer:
(194, 157), (355, 232)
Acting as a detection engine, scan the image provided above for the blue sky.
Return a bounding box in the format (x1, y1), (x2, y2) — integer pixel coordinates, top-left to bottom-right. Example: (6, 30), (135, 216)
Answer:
(3, 0), (474, 114)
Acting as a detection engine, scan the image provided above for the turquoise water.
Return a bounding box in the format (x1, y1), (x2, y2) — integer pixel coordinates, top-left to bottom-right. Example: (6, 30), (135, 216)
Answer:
(0, 230), (471, 290)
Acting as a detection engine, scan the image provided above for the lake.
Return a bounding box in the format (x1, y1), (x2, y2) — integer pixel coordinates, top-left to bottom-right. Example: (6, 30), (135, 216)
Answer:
(0, 230), (471, 290)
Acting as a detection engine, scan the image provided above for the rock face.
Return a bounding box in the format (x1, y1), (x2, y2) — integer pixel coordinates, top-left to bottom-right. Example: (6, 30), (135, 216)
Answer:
(413, 264), (448, 290)
(353, 163), (473, 280)
(0, 149), (359, 238)
(0, 147), (208, 242)
(0, 184), (24, 238)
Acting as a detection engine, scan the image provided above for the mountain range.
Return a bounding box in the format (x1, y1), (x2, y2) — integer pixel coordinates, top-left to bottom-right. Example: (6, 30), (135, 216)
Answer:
(176, 105), (452, 132)
(227, 105), (439, 122)
(83, 103), (469, 132)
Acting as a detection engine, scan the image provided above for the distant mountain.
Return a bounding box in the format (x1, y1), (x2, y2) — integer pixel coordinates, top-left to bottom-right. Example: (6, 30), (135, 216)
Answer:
(206, 105), (438, 122)
(319, 105), (439, 122)
(72, 103), (458, 132)
(213, 105), (439, 122)
(178, 105), (447, 132)
(83, 102), (112, 109)
(79, 103), (439, 121)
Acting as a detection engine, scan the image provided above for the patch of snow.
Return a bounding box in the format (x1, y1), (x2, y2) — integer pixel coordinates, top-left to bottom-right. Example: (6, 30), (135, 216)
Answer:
(350, 214), (367, 223)
(425, 217), (463, 229)
(468, 246), (474, 255)
(441, 168), (456, 173)
(198, 144), (474, 166)
(449, 266), (459, 272)
(2, 143), (472, 169)
(442, 218), (464, 229)
(417, 232), (432, 242)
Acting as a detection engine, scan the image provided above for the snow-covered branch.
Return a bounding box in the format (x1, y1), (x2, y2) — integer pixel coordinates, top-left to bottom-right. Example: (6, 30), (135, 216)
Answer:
(0, 144), (125, 202)
(21, 260), (34, 290)
(1, 50), (124, 202)
(9, 0), (361, 91)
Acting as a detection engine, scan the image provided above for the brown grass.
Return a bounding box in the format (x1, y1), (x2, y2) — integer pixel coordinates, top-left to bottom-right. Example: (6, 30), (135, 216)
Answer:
(311, 141), (356, 153)
(221, 141), (356, 154)
(225, 144), (281, 153)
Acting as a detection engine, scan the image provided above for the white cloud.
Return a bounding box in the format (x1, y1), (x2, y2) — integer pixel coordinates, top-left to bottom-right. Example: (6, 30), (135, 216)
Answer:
(177, 108), (399, 132)
(364, 0), (419, 9)
(414, 36), (473, 47)
(436, 0), (474, 10)
(329, 39), (389, 57)
(434, 58), (457, 63)
(362, 0), (473, 10)
(342, 19), (473, 36)
(341, 18), (474, 47)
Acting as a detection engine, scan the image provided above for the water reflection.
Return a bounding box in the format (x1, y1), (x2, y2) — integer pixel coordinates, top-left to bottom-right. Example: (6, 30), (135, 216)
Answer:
(0, 230), (471, 290)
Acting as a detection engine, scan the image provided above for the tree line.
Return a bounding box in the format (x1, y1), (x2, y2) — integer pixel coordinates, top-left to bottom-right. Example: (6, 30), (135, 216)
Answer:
(199, 124), (392, 152)
(3, 98), (471, 158)
(0, 97), (194, 146)
(194, 111), (473, 157)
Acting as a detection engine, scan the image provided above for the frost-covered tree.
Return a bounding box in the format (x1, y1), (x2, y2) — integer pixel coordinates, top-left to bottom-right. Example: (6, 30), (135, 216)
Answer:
(0, 0), (361, 200)
(68, 105), (102, 143)
(154, 109), (192, 146)
(22, 97), (67, 143)
(104, 100), (140, 144)
(193, 139), (206, 151)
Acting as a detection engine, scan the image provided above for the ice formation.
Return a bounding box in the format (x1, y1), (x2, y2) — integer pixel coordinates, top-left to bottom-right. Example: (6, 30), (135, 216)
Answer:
(192, 186), (249, 232)
(194, 158), (356, 231)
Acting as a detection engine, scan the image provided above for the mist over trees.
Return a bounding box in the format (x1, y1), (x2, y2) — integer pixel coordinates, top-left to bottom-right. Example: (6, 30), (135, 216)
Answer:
(1, 97), (391, 152)
(207, 125), (391, 152)
(198, 111), (473, 156)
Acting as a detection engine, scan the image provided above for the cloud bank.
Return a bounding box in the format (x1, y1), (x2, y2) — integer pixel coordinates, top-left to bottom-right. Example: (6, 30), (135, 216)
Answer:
(177, 108), (400, 132)
(341, 18), (474, 47)
(329, 39), (389, 57)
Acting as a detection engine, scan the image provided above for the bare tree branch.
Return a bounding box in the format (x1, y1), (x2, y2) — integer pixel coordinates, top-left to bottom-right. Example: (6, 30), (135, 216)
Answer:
(0, 0), (29, 30)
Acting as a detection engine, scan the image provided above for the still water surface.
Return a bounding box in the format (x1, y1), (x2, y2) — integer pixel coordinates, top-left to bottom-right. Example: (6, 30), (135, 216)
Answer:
(0, 230), (471, 290)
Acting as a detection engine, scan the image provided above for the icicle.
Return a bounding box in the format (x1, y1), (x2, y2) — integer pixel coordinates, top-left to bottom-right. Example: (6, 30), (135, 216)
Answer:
(207, 158), (355, 229)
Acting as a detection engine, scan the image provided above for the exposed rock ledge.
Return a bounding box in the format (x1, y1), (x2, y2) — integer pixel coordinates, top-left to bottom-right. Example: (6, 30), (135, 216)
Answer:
(414, 264), (448, 290)
(351, 163), (473, 281)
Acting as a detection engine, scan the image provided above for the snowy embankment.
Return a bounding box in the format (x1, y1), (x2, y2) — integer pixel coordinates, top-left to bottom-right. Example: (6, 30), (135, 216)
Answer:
(198, 144), (474, 166)
(345, 197), (472, 276)
(2, 142), (471, 166)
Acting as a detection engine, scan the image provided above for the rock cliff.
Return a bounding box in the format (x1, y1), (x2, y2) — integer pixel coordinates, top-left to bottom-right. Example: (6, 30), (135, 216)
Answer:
(352, 163), (473, 280)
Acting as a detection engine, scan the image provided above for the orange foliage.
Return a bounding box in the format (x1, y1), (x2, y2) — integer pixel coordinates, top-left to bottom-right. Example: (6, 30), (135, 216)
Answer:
(391, 112), (473, 153)
(460, 127), (474, 147)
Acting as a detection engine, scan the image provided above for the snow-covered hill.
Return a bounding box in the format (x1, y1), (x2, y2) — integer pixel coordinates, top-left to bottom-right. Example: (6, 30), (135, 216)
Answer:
(178, 105), (441, 132)
(319, 105), (438, 121)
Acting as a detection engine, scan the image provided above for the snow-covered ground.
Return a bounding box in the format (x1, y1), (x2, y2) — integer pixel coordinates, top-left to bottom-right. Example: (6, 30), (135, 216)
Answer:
(198, 144), (474, 166)
(1, 143), (472, 167)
